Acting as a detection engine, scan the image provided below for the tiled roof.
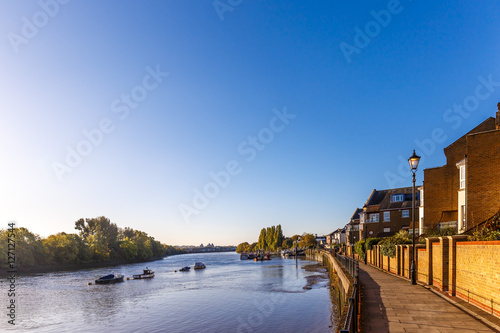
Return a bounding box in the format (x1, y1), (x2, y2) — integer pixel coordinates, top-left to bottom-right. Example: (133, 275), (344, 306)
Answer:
(364, 187), (420, 211)
(351, 208), (362, 220)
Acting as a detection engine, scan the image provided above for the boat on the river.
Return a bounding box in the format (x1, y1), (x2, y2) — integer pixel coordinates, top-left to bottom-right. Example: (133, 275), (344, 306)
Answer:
(240, 253), (248, 260)
(180, 266), (190, 271)
(133, 268), (155, 279)
(95, 274), (124, 284)
(194, 262), (206, 269)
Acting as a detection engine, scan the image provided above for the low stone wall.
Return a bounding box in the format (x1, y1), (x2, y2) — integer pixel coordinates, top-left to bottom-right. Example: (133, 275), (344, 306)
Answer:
(368, 236), (500, 319)
(307, 249), (355, 328)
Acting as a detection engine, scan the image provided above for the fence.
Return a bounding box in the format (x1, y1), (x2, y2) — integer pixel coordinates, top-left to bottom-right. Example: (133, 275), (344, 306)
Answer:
(336, 254), (360, 333)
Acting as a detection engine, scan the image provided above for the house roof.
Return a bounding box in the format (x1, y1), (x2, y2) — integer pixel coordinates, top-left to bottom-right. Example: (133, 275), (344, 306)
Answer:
(444, 117), (495, 150)
(327, 227), (346, 236)
(364, 187), (420, 211)
(351, 208), (362, 221)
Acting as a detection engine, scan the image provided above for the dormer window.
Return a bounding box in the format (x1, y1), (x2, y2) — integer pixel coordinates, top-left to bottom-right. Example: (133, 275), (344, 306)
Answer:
(391, 194), (404, 202)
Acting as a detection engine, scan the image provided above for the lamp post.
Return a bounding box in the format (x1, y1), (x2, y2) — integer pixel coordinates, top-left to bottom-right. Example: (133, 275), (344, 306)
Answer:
(408, 149), (421, 285)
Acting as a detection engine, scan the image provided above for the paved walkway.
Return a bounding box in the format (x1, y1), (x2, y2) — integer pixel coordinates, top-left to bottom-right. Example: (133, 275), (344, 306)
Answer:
(359, 262), (498, 333)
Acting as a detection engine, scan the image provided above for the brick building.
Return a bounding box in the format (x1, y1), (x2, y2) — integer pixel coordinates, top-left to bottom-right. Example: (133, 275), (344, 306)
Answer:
(422, 106), (500, 232)
(346, 208), (361, 245)
(358, 187), (420, 239)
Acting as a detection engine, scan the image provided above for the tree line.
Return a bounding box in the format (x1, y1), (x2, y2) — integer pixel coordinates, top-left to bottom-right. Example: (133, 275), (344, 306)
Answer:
(0, 216), (186, 268)
(236, 224), (317, 253)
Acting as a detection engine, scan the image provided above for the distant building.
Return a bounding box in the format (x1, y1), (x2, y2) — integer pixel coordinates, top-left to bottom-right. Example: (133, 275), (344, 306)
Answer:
(326, 228), (346, 246)
(315, 234), (327, 245)
(422, 106), (500, 233)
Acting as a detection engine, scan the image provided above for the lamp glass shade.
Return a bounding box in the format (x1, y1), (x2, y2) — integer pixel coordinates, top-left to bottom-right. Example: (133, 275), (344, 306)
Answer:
(408, 150), (421, 171)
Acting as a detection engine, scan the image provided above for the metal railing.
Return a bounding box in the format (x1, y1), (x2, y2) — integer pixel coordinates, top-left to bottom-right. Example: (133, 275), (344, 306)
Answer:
(336, 253), (360, 333)
(335, 252), (358, 278)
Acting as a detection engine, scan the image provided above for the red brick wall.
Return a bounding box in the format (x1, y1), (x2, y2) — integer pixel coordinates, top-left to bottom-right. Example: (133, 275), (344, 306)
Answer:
(455, 241), (500, 317)
(417, 248), (428, 283)
(466, 130), (500, 227)
(432, 242), (443, 289)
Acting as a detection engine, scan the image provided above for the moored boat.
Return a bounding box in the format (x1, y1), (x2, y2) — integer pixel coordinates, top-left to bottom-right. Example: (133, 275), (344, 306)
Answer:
(95, 274), (124, 284)
(180, 266), (190, 271)
(194, 262), (206, 269)
(240, 253), (249, 260)
(133, 268), (155, 279)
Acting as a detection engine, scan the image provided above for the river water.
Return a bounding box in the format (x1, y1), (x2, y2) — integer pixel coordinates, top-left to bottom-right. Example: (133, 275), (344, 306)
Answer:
(2, 252), (336, 332)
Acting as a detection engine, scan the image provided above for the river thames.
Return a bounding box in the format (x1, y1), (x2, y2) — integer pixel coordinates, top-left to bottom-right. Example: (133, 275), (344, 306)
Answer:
(2, 252), (336, 332)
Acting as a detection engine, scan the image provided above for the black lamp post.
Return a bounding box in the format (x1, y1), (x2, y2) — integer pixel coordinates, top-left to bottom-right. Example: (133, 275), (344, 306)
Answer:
(408, 149), (421, 285)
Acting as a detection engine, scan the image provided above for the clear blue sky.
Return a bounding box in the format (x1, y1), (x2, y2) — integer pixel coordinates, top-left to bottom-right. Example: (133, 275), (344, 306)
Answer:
(1, 1), (499, 245)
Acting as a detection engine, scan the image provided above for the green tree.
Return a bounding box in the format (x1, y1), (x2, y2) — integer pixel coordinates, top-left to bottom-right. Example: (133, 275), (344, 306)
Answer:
(75, 216), (119, 261)
(281, 238), (293, 249)
(299, 233), (317, 248)
(43, 232), (82, 264)
(236, 242), (250, 253)
(119, 238), (139, 260)
(257, 228), (267, 250)
(0, 227), (46, 267)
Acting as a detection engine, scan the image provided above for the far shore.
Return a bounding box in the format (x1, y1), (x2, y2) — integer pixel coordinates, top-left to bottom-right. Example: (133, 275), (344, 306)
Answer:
(0, 256), (172, 277)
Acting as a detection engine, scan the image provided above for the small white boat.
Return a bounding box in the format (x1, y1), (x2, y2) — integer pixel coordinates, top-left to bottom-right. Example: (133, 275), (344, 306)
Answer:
(133, 268), (155, 279)
(194, 262), (206, 270)
(240, 253), (249, 260)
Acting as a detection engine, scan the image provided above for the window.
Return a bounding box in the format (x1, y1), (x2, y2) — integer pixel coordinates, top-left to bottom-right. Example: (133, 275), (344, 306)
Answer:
(369, 213), (379, 222)
(402, 210), (409, 218)
(383, 227), (390, 233)
(460, 165), (466, 189)
(391, 194), (404, 202)
(383, 211), (390, 222)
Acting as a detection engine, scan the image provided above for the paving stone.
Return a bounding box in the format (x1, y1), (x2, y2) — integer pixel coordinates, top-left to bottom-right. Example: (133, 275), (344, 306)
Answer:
(359, 262), (496, 332)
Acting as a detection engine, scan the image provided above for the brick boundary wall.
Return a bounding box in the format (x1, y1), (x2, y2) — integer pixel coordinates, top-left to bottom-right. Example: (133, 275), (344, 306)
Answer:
(370, 237), (500, 319)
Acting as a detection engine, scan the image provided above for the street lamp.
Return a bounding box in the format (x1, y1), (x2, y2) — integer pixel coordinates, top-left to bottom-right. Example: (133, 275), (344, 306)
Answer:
(408, 149), (421, 285)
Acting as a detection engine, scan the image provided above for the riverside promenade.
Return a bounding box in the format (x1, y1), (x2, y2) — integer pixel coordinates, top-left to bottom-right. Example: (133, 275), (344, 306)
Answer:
(359, 262), (499, 332)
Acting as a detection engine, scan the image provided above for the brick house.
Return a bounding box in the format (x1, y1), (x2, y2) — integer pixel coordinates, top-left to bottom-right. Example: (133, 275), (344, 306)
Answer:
(358, 187), (420, 240)
(346, 208), (362, 245)
(422, 106), (500, 232)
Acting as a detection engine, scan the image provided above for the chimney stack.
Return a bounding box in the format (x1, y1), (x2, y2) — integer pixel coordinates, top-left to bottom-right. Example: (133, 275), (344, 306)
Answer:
(497, 102), (500, 130)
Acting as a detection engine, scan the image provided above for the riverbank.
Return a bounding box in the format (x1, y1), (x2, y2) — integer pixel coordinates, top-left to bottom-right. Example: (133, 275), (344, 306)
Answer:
(0, 256), (169, 277)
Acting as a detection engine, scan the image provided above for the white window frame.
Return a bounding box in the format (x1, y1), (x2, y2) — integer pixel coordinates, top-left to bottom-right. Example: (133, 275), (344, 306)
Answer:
(383, 227), (390, 233)
(402, 210), (409, 218)
(391, 194), (404, 202)
(369, 213), (379, 223)
(459, 165), (466, 189)
(383, 211), (390, 222)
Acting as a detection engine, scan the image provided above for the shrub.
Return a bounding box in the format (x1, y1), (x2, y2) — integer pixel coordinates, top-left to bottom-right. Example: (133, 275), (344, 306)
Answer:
(468, 210), (500, 241)
(365, 237), (381, 250)
(379, 230), (411, 258)
(354, 240), (366, 259)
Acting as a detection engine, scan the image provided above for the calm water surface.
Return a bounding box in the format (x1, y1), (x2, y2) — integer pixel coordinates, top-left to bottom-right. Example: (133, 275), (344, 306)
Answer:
(2, 252), (336, 332)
